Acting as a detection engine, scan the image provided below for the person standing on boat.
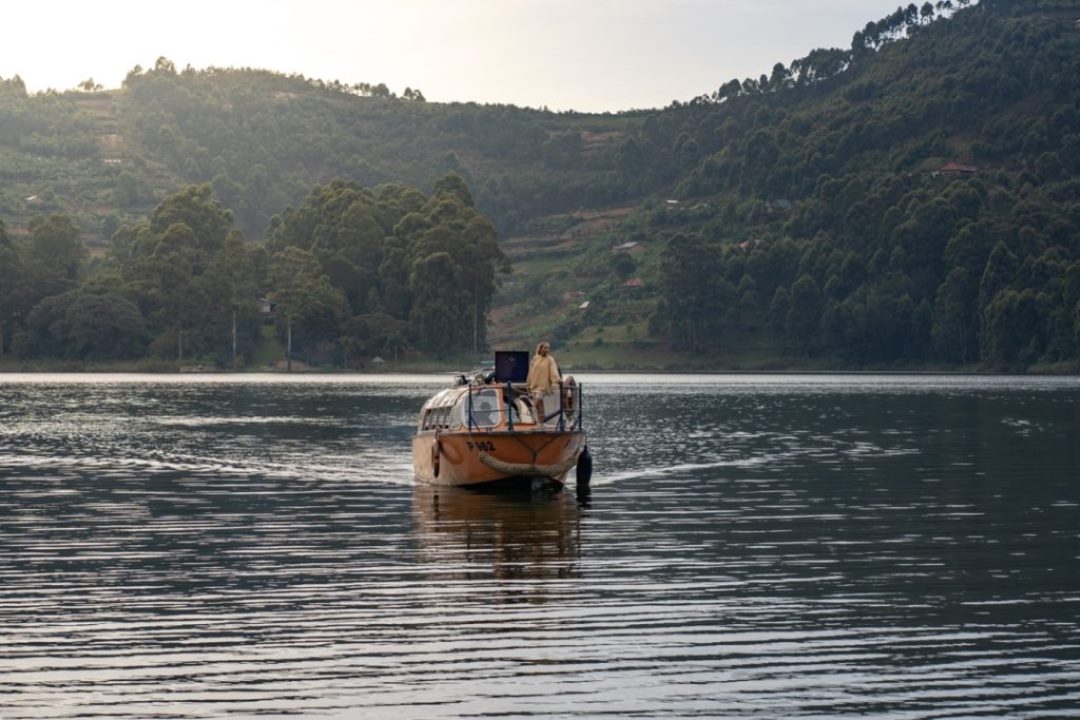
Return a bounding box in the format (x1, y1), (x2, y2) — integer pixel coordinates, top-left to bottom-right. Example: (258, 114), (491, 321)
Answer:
(527, 341), (560, 425)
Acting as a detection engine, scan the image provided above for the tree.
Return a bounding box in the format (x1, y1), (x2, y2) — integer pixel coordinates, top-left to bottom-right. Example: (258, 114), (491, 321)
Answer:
(147, 223), (205, 360)
(25, 214), (86, 301)
(154, 56), (177, 75)
(658, 234), (722, 351)
(455, 215), (507, 353)
(912, 298), (933, 361)
(105, 185), (250, 363)
(786, 274), (823, 355)
(339, 313), (409, 367)
(736, 274), (760, 330)
(611, 252), (636, 279)
(268, 176), (506, 359)
(932, 268), (976, 363)
(920, 2), (936, 24)
(379, 242), (411, 318)
(903, 3), (919, 28)
(269, 247), (348, 370)
(432, 172), (474, 207)
(329, 197), (386, 314)
(150, 184), (233, 261)
(199, 230), (258, 367)
(1074, 300), (1080, 350)
(768, 287), (791, 333)
(978, 241), (1019, 358)
(617, 137), (646, 177)
(115, 171), (140, 206)
(769, 62), (791, 92)
(55, 281), (147, 359)
(983, 289), (1041, 367)
(408, 251), (466, 355)
(0, 219), (22, 357)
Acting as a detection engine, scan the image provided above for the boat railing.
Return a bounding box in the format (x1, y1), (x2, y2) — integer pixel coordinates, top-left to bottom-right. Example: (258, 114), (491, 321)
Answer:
(545, 380), (583, 432)
(464, 381), (583, 433)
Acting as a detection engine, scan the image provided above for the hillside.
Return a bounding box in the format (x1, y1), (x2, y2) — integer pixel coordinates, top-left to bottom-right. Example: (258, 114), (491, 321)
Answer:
(0, 66), (639, 246)
(2, 0), (1080, 370)
(493, 0), (1080, 369)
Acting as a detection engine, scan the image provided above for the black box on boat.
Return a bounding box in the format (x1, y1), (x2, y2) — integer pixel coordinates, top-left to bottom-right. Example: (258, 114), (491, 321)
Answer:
(494, 351), (529, 383)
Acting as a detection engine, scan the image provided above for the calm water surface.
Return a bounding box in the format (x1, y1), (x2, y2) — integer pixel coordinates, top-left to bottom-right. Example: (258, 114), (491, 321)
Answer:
(1, 373), (1079, 718)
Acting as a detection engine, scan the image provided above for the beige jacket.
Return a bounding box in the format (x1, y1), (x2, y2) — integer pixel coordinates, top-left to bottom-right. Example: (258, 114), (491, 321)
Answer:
(526, 354), (560, 395)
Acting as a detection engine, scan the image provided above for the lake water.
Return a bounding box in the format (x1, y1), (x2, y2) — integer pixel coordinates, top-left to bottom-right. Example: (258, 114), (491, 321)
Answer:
(1, 373), (1079, 719)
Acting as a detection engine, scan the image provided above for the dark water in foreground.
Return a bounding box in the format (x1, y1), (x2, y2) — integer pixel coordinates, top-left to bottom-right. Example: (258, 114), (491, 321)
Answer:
(1, 373), (1079, 719)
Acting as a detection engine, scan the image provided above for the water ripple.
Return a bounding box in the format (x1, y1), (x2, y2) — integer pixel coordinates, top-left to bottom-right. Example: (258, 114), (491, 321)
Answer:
(1, 374), (1078, 718)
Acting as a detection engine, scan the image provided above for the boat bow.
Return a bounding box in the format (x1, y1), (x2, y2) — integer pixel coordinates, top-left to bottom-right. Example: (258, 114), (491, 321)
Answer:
(477, 451), (577, 479)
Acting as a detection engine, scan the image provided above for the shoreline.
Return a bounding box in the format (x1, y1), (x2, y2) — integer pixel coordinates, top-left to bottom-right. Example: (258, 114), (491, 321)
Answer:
(3, 345), (1078, 377)
(2, 361), (1077, 376)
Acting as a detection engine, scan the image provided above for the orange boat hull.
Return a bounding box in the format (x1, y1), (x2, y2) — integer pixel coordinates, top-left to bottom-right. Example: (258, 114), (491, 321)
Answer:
(413, 430), (585, 487)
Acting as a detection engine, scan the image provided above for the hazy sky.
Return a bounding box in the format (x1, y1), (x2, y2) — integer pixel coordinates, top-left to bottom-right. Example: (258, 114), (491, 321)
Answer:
(4, 1), (906, 112)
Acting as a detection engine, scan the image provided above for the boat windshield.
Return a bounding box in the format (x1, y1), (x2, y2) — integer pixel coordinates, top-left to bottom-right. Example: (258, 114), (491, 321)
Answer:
(469, 388), (502, 428)
(452, 381), (584, 433)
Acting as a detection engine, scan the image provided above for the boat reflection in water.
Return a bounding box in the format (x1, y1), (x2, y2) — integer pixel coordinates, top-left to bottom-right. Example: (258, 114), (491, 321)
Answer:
(411, 483), (582, 585)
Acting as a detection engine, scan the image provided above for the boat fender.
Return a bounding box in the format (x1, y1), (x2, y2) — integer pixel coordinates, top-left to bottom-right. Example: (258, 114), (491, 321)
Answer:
(563, 375), (576, 412)
(431, 437), (441, 477)
(478, 452), (576, 478)
(576, 446), (593, 485)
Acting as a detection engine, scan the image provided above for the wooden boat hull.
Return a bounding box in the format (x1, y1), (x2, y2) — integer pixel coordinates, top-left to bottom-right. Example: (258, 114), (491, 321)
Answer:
(413, 430), (586, 487)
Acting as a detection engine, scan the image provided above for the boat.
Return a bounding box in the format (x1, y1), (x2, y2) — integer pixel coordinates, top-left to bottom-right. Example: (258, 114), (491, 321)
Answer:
(412, 351), (591, 488)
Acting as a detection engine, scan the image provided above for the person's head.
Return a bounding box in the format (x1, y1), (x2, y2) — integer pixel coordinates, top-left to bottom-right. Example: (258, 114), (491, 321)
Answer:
(535, 341), (551, 357)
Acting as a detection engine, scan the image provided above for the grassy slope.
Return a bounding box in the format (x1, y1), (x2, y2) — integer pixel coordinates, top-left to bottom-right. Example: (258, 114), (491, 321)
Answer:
(487, 201), (798, 370)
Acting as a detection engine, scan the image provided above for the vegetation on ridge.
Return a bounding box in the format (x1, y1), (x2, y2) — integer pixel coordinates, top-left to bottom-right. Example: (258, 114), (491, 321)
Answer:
(1, 0), (1079, 370)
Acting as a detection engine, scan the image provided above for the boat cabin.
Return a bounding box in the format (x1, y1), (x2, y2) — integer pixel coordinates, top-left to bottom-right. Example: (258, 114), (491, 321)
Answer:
(416, 379), (581, 435)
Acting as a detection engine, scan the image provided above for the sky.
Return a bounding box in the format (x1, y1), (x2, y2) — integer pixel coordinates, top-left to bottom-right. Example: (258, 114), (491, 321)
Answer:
(4, 1), (909, 113)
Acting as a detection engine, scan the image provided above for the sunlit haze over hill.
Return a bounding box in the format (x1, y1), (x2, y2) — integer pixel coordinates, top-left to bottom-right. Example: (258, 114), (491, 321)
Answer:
(6, 0), (910, 112)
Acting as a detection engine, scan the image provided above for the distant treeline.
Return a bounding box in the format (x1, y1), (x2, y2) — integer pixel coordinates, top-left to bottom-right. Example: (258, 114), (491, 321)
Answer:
(0, 174), (507, 366)
(2, 0), (1080, 369)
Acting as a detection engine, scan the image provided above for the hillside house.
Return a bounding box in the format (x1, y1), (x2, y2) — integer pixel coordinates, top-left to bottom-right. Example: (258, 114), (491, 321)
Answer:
(937, 162), (978, 176)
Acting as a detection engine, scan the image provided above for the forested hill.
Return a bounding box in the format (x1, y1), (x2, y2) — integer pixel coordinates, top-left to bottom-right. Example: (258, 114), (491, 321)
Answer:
(629, 0), (1080, 370)
(1, 0), (1079, 370)
(0, 63), (636, 243)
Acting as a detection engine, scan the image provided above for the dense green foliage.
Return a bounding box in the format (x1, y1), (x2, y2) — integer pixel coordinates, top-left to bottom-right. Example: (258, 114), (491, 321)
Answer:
(265, 174), (507, 361)
(118, 60), (633, 239)
(1, 60), (635, 246)
(633, 0), (1080, 368)
(0, 176), (506, 366)
(1, 0), (1079, 369)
